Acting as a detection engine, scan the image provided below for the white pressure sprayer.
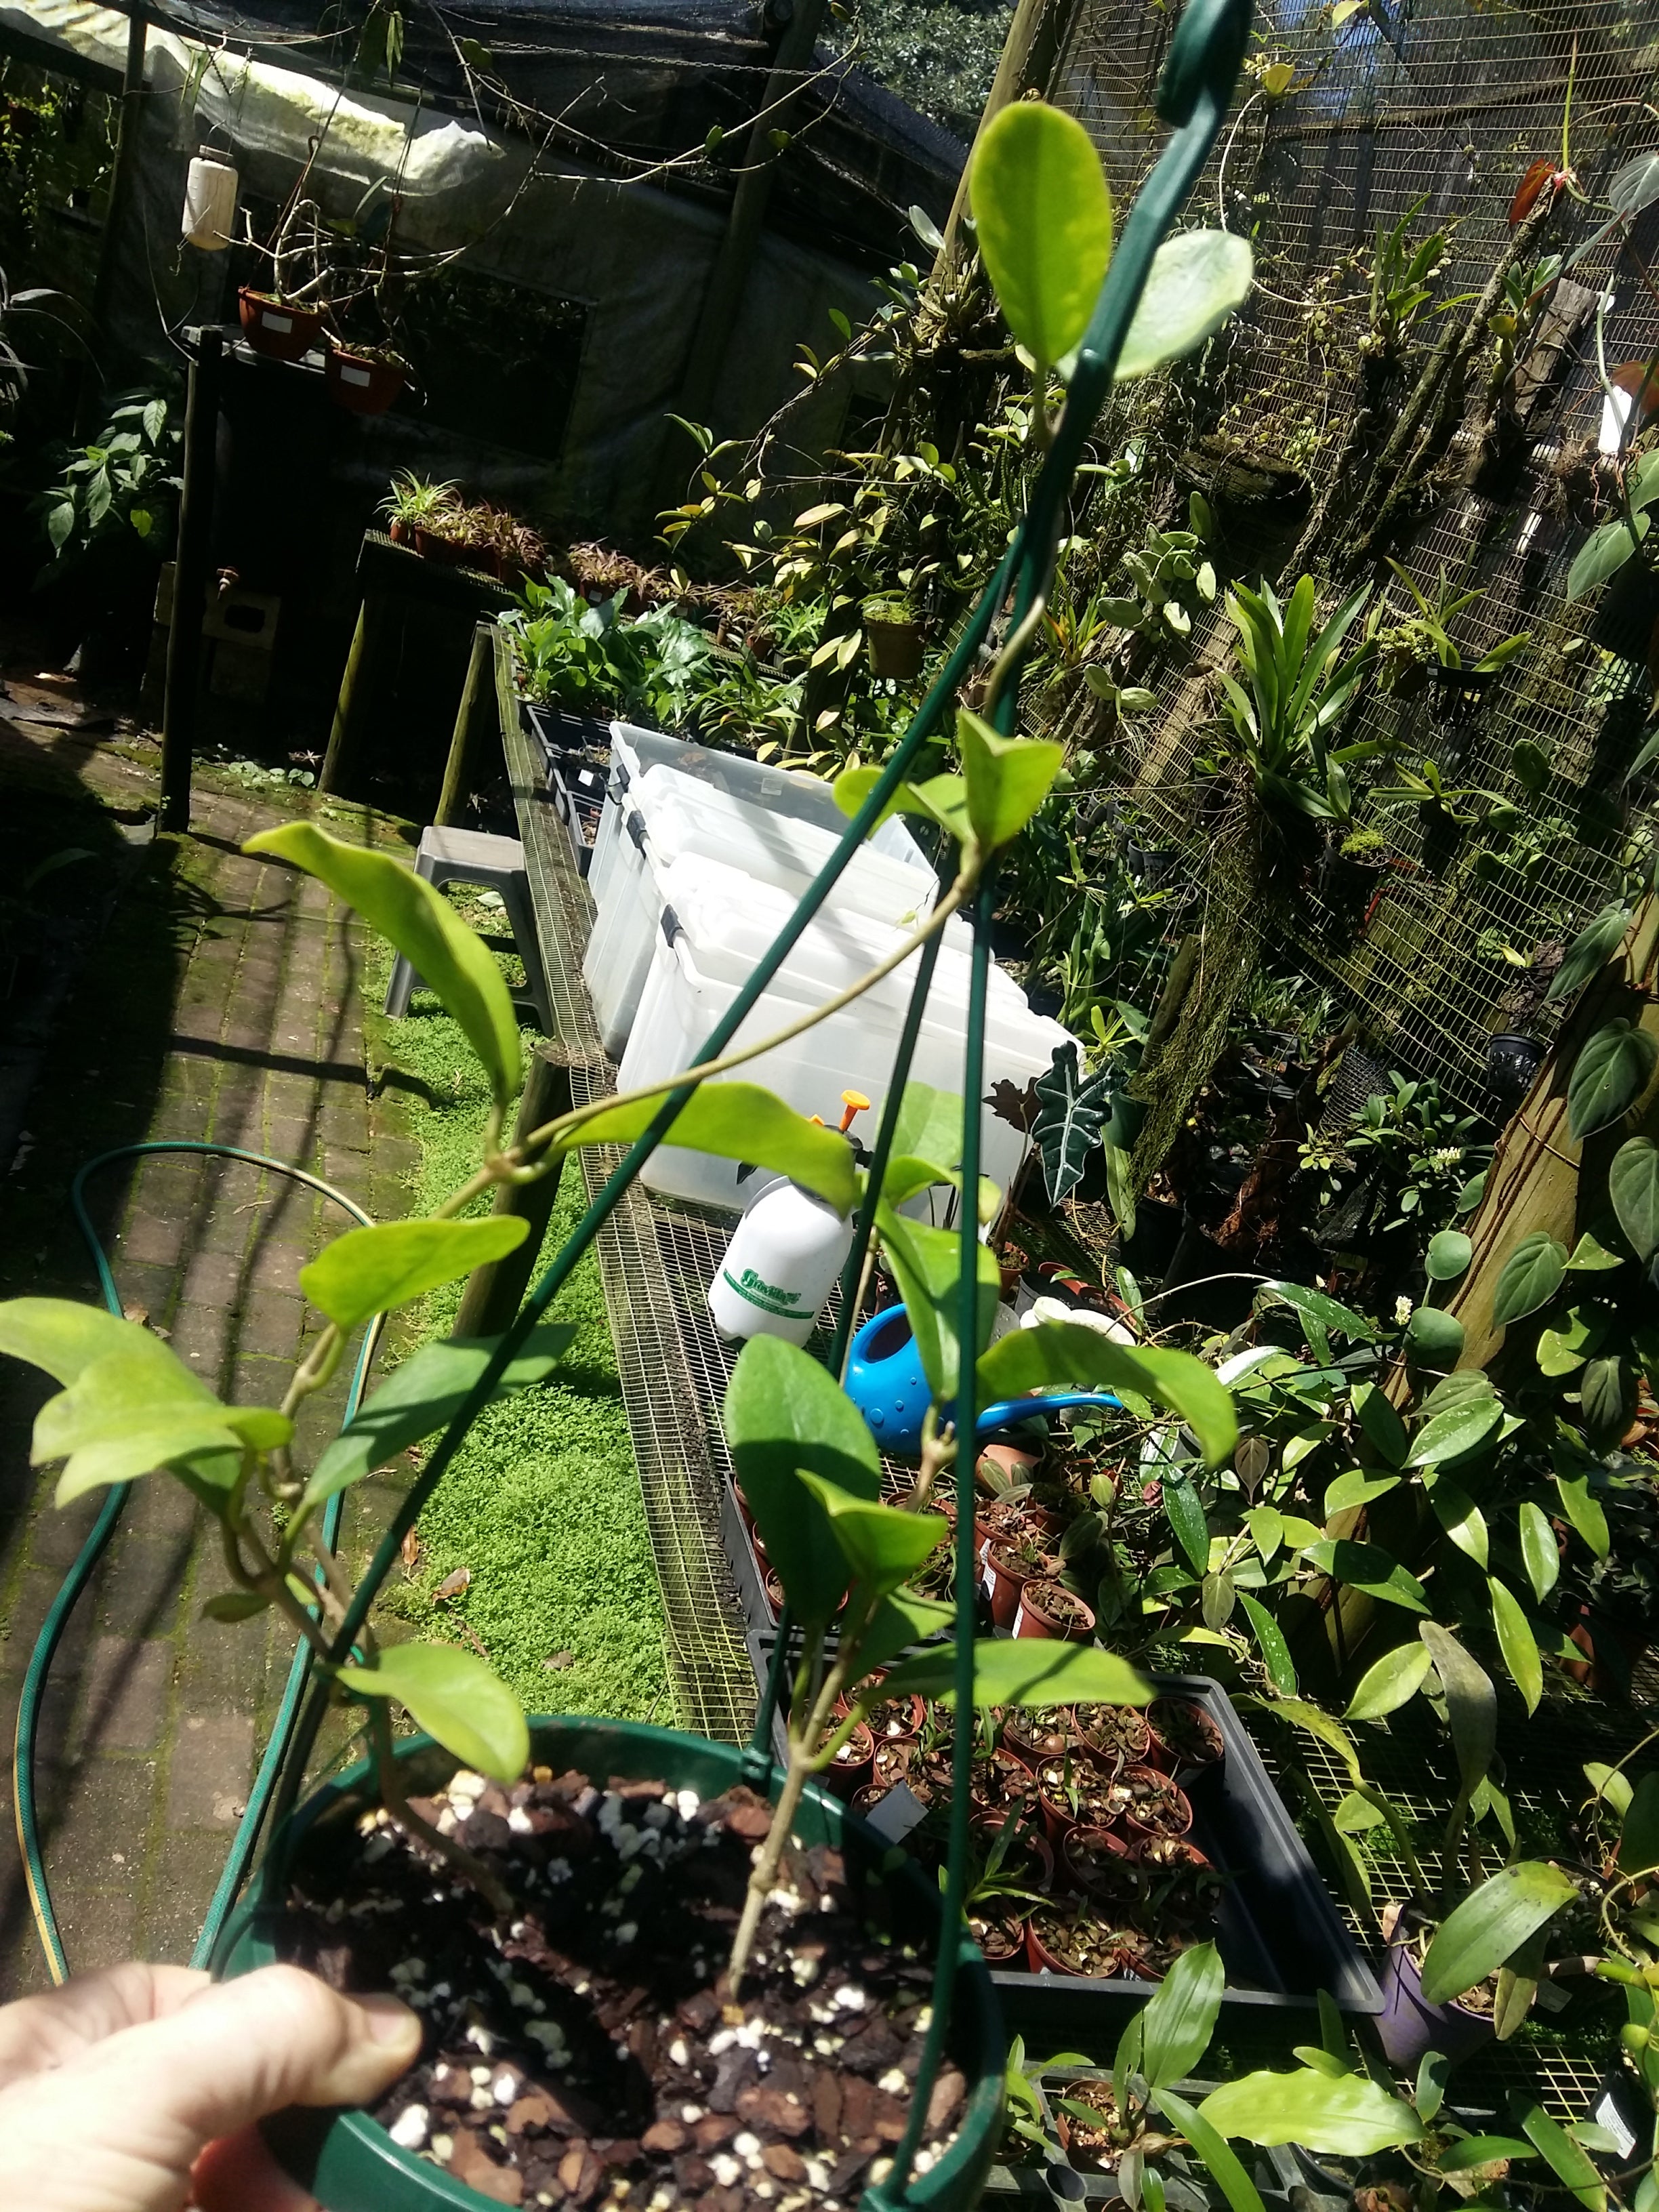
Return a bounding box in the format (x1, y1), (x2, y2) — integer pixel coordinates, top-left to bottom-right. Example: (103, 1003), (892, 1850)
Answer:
(707, 1092), (868, 1347)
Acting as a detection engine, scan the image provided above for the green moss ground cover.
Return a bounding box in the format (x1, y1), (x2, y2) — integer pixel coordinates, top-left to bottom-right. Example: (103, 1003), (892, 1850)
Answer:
(365, 911), (670, 1726)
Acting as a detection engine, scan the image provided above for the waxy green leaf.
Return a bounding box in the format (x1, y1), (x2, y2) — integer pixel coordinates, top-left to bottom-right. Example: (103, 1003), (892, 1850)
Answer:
(1301, 1539), (1430, 1613)
(567, 1080), (857, 1216)
(1352, 1381), (1408, 1468)
(1491, 1230), (1568, 1327)
(1611, 1137), (1659, 1261)
(1151, 2091), (1266, 2212)
(0, 1296), (160, 1386)
(301, 1217), (529, 1332)
(1404, 1305), (1465, 1368)
(1115, 230), (1254, 382)
(723, 1337), (880, 1629)
(1425, 1231), (1473, 1282)
(1548, 902), (1632, 1002)
(1518, 1500), (1559, 1601)
(977, 1320), (1237, 1468)
(1512, 2096), (1605, 2212)
(1345, 1641), (1433, 1721)
(1490, 1576), (1542, 1713)
(1408, 1397), (1502, 1465)
(1419, 1862), (1576, 2005)
(956, 712), (1065, 855)
(882, 1637), (1149, 1708)
(1568, 1021), (1656, 1141)
(1197, 2068), (1420, 2156)
(796, 1471), (947, 1598)
(968, 100), (1113, 366)
(336, 1643), (529, 1786)
(1237, 1589), (1297, 1696)
(247, 823), (520, 1109)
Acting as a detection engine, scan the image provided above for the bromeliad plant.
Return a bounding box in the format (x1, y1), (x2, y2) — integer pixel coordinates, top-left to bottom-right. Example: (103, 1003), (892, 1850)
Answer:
(1214, 575), (1382, 826)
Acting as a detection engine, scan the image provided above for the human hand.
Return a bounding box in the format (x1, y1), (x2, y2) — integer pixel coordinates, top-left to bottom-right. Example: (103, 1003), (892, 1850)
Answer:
(0, 1960), (421, 2211)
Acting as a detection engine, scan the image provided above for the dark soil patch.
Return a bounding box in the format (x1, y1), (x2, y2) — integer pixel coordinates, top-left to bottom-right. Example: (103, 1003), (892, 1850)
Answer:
(281, 1766), (969, 2208)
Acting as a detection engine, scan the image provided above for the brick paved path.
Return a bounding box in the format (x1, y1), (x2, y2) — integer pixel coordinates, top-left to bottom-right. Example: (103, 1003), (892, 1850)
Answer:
(0, 729), (417, 1992)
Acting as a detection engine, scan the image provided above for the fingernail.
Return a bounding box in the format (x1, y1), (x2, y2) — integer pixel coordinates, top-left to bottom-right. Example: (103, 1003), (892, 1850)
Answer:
(357, 1992), (421, 2046)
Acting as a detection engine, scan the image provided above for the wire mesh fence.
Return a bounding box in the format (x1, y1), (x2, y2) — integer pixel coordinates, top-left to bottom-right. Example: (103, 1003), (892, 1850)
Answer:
(1047, 0), (1659, 1111)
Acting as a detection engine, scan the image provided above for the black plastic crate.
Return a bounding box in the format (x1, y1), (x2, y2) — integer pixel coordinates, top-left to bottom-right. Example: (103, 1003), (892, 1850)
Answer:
(546, 759), (608, 876)
(523, 702), (612, 769)
(741, 1621), (1379, 2024)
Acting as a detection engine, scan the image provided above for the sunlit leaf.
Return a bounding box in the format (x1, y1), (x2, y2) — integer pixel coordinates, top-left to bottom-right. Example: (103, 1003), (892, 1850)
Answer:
(1197, 2068), (1420, 2155)
(968, 100), (1113, 365)
(1491, 1231), (1568, 1327)
(1116, 230), (1254, 381)
(955, 710), (1065, 854)
(979, 1320), (1236, 1469)
(336, 1643), (529, 1786)
(301, 1217), (529, 1332)
(1345, 1641), (1433, 1721)
(567, 1081), (857, 1216)
(882, 1637), (1150, 1707)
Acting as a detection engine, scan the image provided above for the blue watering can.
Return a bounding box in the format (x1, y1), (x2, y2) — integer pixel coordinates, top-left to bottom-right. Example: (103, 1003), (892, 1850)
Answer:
(844, 1305), (1122, 1458)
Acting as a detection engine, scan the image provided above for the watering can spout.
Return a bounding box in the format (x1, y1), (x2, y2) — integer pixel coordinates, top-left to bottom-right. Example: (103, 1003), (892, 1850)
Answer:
(843, 1305), (1120, 1458)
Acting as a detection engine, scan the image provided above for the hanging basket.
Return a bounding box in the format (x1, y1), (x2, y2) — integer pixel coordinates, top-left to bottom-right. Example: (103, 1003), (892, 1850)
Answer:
(325, 344), (407, 416)
(214, 1715), (1006, 2212)
(238, 287), (325, 362)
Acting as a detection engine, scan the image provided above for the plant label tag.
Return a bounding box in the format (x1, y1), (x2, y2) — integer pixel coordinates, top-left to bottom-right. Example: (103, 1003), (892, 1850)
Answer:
(863, 1782), (927, 1845)
(262, 310), (293, 333)
(1530, 1975), (1571, 2013)
(1594, 2094), (1637, 2157)
(342, 363), (371, 386)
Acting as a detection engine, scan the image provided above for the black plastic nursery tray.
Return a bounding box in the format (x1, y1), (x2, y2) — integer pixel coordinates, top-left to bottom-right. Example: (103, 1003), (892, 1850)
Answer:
(743, 1626), (1380, 2028)
(545, 758), (607, 874)
(983, 2070), (1303, 2206)
(523, 702), (613, 763)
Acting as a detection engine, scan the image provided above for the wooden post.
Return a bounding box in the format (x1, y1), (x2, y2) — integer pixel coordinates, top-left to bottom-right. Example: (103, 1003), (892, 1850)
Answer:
(436, 623), (497, 827)
(159, 324), (221, 833)
(453, 1048), (574, 1338)
(77, 4), (146, 430)
(930, 0), (1088, 273)
(663, 0), (828, 474)
(319, 592), (391, 797)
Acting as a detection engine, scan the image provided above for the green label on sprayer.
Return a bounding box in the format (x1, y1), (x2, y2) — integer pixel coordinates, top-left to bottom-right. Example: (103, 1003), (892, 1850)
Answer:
(723, 1267), (804, 1317)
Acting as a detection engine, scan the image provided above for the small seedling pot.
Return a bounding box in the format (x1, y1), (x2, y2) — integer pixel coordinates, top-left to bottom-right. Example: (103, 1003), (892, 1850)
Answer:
(1059, 1824), (1133, 1900)
(326, 344), (406, 415)
(213, 1716), (1007, 2212)
(987, 1542), (1054, 1631)
(1145, 1695), (1226, 1776)
(821, 1717), (875, 1800)
(998, 1240), (1029, 1296)
(1374, 1933), (1494, 2071)
(1071, 1703), (1150, 1771)
(1015, 1579), (1097, 1642)
(412, 525), (473, 567)
(1025, 1900), (1120, 1980)
(1119, 1764), (1193, 1844)
(1483, 1029), (1544, 1104)
(865, 611), (926, 680)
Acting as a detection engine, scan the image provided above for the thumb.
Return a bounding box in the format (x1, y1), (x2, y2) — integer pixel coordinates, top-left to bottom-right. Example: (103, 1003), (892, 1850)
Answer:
(0, 1966), (421, 2212)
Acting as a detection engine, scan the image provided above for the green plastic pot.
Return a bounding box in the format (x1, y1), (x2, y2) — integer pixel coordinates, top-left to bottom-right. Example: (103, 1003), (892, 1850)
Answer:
(214, 1715), (1007, 2212)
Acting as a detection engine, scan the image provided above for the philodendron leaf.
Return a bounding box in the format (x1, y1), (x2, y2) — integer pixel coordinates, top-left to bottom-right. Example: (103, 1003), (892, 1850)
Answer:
(881, 1637), (1149, 1708)
(1419, 1862), (1578, 2005)
(723, 1336), (880, 1629)
(1407, 1396), (1504, 1465)
(301, 1217), (529, 1332)
(1115, 229), (1254, 381)
(1568, 1021), (1657, 1141)
(1404, 1305), (1465, 1368)
(795, 1471), (947, 1598)
(1345, 1641), (1433, 1721)
(0, 1296), (163, 1385)
(1197, 2068), (1420, 2156)
(1030, 1042), (1113, 1205)
(1566, 509), (1650, 602)
(977, 1319), (1237, 1468)
(1610, 1137), (1659, 1261)
(1491, 1229), (1568, 1327)
(1425, 1231), (1473, 1282)
(875, 1203), (999, 1406)
(955, 712), (1065, 855)
(565, 1081), (857, 1216)
(245, 823), (521, 1109)
(968, 100), (1112, 365)
(335, 1643), (529, 1786)
(1547, 902), (1632, 1002)
(302, 1324), (577, 1511)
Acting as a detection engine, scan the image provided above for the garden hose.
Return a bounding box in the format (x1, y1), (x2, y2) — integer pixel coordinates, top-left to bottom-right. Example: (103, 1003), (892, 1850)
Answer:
(14, 1141), (380, 1984)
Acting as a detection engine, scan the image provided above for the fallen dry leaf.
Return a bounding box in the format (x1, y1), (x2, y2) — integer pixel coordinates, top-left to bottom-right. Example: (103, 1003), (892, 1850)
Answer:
(542, 1650), (575, 1672)
(400, 1529), (422, 1578)
(433, 1567), (472, 1603)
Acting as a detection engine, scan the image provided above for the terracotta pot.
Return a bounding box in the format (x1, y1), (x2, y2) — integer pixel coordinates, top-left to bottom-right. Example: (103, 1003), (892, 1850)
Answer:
(987, 1542), (1054, 1631)
(966, 1908), (1026, 1965)
(997, 1242), (1029, 1297)
(412, 525), (474, 566)
(975, 1497), (1029, 1568)
(1015, 1578), (1096, 1641)
(968, 1746), (1038, 1818)
(1025, 1900), (1122, 1979)
(866, 613), (926, 680)
(1071, 1703), (1151, 1770)
(388, 516), (411, 545)
(762, 1565), (785, 1620)
(1036, 1756), (1126, 1848)
(971, 1807), (1054, 1892)
(1147, 1696), (1226, 1775)
(325, 345), (406, 415)
(238, 287), (324, 361)
(1129, 1833), (1218, 1923)
(821, 1719), (874, 1801)
(1059, 1824), (1134, 1901)
(872, 1736), (917, 1792)
(1000, 1708), (1071, 1767)
(1119, 1763), (1193, 1843)
(841, 1685), (924, 1747)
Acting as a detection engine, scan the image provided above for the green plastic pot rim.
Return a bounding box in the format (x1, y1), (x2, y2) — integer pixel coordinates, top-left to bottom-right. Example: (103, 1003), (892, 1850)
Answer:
(216, 1715), (1006, 2212)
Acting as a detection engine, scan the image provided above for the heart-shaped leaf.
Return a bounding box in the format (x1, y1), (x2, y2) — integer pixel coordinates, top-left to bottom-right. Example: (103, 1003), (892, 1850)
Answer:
(723, 1336), (880, 1629)
(246, 824), (521, 1109)
(1491, 1230), (1568, 1326)
(1570, 1022), (1657, 1139)
(1610, 1136), (1659, 1260)
(1547, 902), (1631, 1002)
(567, 1081), (857, 1216)
(336, 1643), (529, 1785)
(301, 1217), (530, 1332)
(1566, 510), (1650, 602)
(1115, 229), (1254, 382)
(0, 1296), (163, 1386)
(968, 100), (1112, 365)
(876, 1204), (1000, 1407)
(1030, 1042), (1113, 1206)
(955, 711), (1065, 855)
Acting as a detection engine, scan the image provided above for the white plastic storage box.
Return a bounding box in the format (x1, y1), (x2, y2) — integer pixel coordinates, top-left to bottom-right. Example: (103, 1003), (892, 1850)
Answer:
(582, 766), (949, 1058)
(588, 722), (928, 913)
(615, 854), (1073, 1212)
